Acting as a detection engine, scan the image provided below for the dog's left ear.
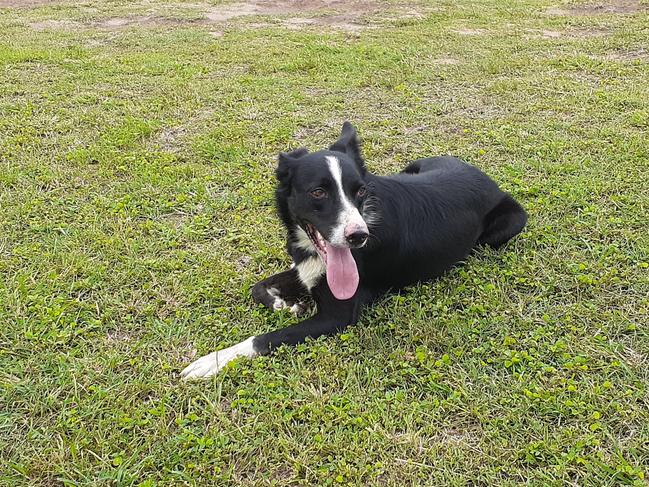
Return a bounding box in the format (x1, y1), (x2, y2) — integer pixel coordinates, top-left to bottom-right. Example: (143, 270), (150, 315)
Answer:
(276, 147), (309, 185)
(330, 122), (366, 174)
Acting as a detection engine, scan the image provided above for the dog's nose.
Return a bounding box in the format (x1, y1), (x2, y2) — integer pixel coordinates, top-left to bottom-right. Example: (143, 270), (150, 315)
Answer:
(346, 230), (368, 247)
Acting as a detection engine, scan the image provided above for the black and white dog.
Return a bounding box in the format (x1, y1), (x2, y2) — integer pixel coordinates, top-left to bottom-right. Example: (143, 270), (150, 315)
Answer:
(181, 122), (527, 379)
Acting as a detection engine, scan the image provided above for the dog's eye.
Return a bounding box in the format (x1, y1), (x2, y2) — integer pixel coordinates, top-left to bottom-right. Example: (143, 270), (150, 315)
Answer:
(357, 186), (367, 197)
(310, 188), (327, 199)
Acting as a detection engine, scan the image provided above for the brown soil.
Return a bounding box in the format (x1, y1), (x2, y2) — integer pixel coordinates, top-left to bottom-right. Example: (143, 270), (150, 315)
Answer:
(432, 57), (461, 64)
(595, 48), (649, 60)
(210, 0), (381, 17)
(523, 29), (552, 39)
(546, 0), (646, 15)
(0, 0), (58, 7)
(204, 0), (386, 31)
(27, 0), (426, 32)
(451, 28), (487, 36)
(569, 26), (612, 37)
(29, 19), (77, 30)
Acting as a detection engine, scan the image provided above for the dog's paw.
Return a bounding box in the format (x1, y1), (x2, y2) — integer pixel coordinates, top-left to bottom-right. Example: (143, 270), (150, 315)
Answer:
(180, 337), (257, 380)
(272, 297), (289, 310)
(289, 302), (310, 316)
(268, 287), (291, 311)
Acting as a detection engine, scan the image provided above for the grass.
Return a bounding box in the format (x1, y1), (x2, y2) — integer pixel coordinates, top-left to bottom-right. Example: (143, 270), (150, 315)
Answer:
(1, 0), (648, 485)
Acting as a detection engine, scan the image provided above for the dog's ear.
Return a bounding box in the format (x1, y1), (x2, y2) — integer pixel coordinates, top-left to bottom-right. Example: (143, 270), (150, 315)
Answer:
(276, 147), (308, 184)
(329, 121), (366, 174)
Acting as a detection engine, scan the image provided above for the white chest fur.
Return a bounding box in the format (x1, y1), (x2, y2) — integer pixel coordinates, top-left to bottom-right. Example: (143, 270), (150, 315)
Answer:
(296, 256), (325, 290)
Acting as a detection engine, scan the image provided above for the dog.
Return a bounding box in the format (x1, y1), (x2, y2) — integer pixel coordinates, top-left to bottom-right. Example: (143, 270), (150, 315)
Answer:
(181, 122), (527, 379)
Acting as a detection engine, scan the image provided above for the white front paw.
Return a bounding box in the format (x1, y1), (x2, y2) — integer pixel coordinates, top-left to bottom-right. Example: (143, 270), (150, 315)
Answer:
(289, 302), (309, 316)
(272, 297), (288, 310)
(180, 351), (220, 379)
(180, 336), (257, 380)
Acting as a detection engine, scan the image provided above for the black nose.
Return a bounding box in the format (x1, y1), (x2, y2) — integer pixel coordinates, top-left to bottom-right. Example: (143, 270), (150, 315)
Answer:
(346, 231), (369, 247)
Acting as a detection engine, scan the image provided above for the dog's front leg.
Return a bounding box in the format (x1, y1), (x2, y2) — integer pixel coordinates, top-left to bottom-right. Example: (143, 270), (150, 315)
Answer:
(252, 295), (360, 356)
(180, 285), (363, 380)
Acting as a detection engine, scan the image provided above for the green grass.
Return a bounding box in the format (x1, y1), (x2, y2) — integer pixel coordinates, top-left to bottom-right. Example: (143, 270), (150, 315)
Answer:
(1, 0), (648, 485)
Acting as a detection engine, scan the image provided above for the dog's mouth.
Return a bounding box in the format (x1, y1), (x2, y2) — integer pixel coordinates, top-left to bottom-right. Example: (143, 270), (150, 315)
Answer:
(305, 223), (327, 260)
(304, 223), (359, 301)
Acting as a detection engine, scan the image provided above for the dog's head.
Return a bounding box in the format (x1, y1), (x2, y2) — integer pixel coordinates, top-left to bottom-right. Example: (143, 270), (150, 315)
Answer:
(275, 122), (374, 300)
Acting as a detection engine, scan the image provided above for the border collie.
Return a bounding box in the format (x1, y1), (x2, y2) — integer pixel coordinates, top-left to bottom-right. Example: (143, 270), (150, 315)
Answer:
(181, 122), (527, 379)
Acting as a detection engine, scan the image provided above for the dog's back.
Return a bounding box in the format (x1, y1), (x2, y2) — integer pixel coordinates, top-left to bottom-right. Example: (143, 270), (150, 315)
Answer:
(355, 156), (524, 291)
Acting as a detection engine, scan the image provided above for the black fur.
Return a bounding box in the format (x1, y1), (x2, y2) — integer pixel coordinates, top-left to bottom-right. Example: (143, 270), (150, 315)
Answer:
(250, 123), (527, 355)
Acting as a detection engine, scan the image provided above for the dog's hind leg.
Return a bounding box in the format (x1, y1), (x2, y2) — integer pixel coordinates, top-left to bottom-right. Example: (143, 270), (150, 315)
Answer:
(401, 156), (466, 174)
(478, 194), (527, 249)
(251, 268), (310, 314)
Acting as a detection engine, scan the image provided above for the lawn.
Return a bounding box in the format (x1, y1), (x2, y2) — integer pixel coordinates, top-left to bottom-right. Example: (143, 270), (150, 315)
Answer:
(1, 0), (648, 485)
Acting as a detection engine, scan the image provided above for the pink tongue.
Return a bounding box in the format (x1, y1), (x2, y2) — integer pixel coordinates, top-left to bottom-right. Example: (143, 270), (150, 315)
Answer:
(325, 242), (359, 300)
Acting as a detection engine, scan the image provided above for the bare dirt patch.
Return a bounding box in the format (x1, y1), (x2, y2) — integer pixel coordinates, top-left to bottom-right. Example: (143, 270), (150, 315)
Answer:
(96, 17), (143, 28)
(620, 346), (647, 368)
(235, 255), (252, 271)
(293, 119), (339, 144)
(524, 28), (563, 39)
(572, 0), (646, 14)
(0, 0), (58, 7)
(545, 6), (572, 14)
(431, 57), (461, 65)
(153, 126), (186, 152)
(207, 0), (381, 18)
(29, 19), (79, 30)
(403, 125), (429, 135)
(568, 26), (612, 37)
(106, 328), (133, 343)
(592, 48), (649, 61)
(92, 15), (195, 29)
(436, 426), (481, 446)
(525, 26), (611, 38)
(204, 0), (386, 31)
(451, 28), (487, 36)
(540, 29), (563, 38)
(205, 2), (264, 21)
(456, 103), (504, 120)
(605, 48), (649, 60)
(546, 0), (647, 15)
(150, 109), (218, 152)
(283, 14), (368, 32)
(160, 212), (189, 228)
(27, 0), (427, 32)
(30, 16), (186, 30)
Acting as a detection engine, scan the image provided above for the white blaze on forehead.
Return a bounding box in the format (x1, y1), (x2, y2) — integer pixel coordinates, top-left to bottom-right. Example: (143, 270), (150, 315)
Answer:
(325, 155), (367, 246)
